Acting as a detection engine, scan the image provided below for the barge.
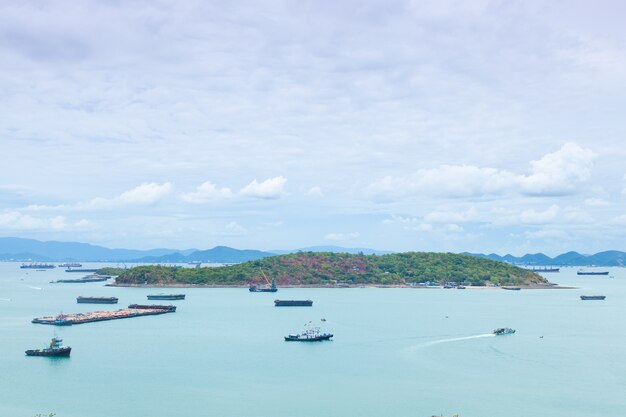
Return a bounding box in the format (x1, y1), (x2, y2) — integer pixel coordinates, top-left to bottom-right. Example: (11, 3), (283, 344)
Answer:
(65, 268), (99, 273)
(52, 274), (111, 283)
(577, 270), (609, 276)
(147, 294), (185, 300)
(77, 296), (118, 304)
(274, 300), (313, 307)
(32, 305), (176, 326)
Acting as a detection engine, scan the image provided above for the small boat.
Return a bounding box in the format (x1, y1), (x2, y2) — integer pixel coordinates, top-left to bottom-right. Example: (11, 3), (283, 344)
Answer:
(457, 285), (466, 289)
(147, 294), (185, 300)
(580, 295), (606, 300)
(502, 286), (521, 291)
(285, 327), (333, 342)
(493, 328), (515, 336)
(25, 337), (71, 357)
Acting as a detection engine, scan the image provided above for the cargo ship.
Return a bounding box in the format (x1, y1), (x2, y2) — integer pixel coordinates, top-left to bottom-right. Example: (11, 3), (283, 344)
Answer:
(580, 295), (606, 300)
(52, 274), (111, 283)
(250, 270), (278, 292)
(147, 294), (185, 300)
(77, 296), (118, 304)
(20, 263), (55, 269)
(577, 270), (609, 276)
(59, 262), (82, 268)
(274, 300), (313, 307)
(493, 327), (515, 335)
(32, 305), (176, 326)
(65, 268), (99, 273)
(530, 267), (560, 272)
(25, 337), (71, 357)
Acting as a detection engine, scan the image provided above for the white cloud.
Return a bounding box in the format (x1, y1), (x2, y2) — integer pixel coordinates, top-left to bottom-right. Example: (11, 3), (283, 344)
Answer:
(519, 205), (560, 224)
(306, 186), (323, 196)
(584, 198), (609, 206)
(181, 181), (233, 203)
(324, 232), (360, 241)
(425, 208), (478, 223)
(27, 182), (172, 211)
(367, 143), (595, 199)
(239, 176), (287, 199)
(0, 210), (90, 231)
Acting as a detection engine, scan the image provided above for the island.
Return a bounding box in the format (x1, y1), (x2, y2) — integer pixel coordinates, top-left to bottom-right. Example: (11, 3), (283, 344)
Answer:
(100, 252), (553, 288)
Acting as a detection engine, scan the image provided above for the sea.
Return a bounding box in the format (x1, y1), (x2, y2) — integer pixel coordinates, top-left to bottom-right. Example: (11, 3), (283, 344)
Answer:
(1, 263), (625, 417)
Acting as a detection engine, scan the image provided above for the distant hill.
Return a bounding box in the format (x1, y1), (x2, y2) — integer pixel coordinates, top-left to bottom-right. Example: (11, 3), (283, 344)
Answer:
(271, 246), (393, 255)
(0, 237), (183, 261)
(135, 246), (274, 263)
(466, 250), (626, 266)
(111, 252), (548, 287)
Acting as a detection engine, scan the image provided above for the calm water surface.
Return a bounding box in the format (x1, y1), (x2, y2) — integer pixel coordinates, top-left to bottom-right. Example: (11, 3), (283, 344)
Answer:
(1, 263), (625, 417)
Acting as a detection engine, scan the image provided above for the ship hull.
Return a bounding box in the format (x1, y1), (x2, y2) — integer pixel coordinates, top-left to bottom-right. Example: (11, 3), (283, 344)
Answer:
(25, 347), (71, 357)
(274, 300), (313, 306)
(580, 295), (606, 300)
(577, 272), (609, 275)
(284, 334), (333, 342)
(147, 295), (185, 300)
(77, 297), (118, 304)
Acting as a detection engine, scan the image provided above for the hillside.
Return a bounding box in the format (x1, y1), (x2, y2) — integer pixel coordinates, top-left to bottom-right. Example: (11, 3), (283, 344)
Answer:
(467, 250), (626, 266)
(110, 252), (548, 287)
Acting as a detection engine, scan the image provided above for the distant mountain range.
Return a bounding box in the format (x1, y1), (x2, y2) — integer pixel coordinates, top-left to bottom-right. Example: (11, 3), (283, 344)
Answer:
(466, 251), (626, 267)
(0, 237), (390, 263)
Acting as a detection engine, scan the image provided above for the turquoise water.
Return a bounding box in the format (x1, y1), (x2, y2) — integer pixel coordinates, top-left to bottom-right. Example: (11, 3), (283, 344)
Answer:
(1, 263), (625, 417)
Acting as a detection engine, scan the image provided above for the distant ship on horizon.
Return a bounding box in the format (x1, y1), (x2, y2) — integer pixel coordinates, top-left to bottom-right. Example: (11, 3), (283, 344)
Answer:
(20, 263), (55, 269)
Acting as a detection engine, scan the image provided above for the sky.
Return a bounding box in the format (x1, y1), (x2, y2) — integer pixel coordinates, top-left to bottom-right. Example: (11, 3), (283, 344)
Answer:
(1, 0), (626, 255)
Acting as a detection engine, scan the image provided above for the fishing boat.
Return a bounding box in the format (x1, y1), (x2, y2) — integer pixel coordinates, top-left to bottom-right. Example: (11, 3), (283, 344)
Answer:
(25, 337), (71, 357)
(493, 328), (515, 336)
(285, 326), (333, 342)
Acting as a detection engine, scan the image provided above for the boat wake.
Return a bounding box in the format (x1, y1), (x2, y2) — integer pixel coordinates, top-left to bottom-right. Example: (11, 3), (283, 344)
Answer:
(409, 333), (495, 351)
(27, 285), (43, 290)
(0, 297), (11, 302)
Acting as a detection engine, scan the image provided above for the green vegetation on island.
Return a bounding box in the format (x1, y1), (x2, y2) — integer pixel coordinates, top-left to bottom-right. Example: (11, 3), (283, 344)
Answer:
(105, 252), (549, 287)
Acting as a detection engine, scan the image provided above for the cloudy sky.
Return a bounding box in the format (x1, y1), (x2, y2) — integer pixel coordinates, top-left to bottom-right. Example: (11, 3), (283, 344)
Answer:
(1, 0), (626, 254)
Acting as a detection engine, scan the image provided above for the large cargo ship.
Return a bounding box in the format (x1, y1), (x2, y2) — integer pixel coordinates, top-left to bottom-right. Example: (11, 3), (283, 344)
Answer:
(20, 263), (55, 269)
(59, 262), (82, 268)
(274, 299), (313, 307)
(77, 296), (118, 304)
(32, 305), (176, 326)
(147, 294), (185, 300)
(52, 274), (111, 283)
(577, 270), (609, 276)
(25, 337), (71, 357)
(530, 267), (560, 272)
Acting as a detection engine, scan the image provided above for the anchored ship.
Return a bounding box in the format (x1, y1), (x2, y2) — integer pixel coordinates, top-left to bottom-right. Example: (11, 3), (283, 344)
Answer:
(285, 326), (333, 342)
(77, 296), (118, 304)
(502, 286), (521, 291)
(20, 263), (55, 269)
(59, 262), (82, 268)
(250, 270), (278, 292)
(274, 300), (313, 307)
(577, 270), (609, 276)
(530, 267), (560, 272)
(580, 295), (606, 300)
(493, 327), (515, 335)
(25, 337), (71, 357)
(65, 268), (99, 273)
(52, 274), (111, 283)
(32, 305), (176, 326)
(147, 294), (185, 300)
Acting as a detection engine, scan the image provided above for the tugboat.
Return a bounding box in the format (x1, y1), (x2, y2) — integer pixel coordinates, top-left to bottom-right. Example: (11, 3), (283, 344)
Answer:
(25, 337), (71, 357)
(285, 322), (333, 341)
(493, 328), (515, 336)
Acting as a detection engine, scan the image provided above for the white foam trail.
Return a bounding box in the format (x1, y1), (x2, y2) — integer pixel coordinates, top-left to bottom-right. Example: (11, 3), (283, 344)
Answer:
(27, 286), (42, 290)
(409, 333), (494, 351)
(0, 298), (11, 301)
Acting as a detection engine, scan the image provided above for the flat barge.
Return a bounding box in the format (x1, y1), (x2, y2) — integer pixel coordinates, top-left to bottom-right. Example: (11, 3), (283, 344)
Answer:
(274, 300), (313, 307)
(147, 294), (185, 300)
(77, 296), (118, 304)
(32, 304), (176, 326)
(52, 274), (111, 283)
(65, 268), (99, 273)
(577, 271), (609, 276)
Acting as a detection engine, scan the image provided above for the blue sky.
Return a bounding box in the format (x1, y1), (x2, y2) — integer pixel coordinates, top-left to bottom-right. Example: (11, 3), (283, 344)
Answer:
(1, 0), (626, 254)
